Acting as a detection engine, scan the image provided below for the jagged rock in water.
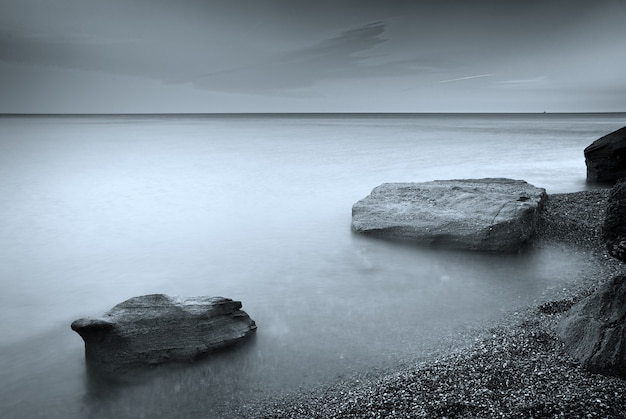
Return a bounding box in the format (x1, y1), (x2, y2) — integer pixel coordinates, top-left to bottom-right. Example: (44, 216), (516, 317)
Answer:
(71, 294), (256, 374)
(604, 179), (626, 262)
(351, 178), (547, 252)
(584, 126), (626, 184)
(557, 275), (626, 378)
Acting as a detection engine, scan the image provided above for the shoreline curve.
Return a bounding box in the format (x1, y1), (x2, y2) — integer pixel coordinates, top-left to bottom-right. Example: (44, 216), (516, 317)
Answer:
(242, 189), (626, 418)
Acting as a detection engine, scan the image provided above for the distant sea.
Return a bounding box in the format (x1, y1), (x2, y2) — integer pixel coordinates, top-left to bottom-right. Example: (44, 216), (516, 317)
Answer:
(1, 113), (624, 418)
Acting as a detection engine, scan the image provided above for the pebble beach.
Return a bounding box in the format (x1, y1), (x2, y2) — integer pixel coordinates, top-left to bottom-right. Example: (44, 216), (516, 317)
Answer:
(240, 189), (626, 418)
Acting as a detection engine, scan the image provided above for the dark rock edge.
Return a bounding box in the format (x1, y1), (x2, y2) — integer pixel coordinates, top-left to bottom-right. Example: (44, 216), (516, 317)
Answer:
(242, 189), (626, 418)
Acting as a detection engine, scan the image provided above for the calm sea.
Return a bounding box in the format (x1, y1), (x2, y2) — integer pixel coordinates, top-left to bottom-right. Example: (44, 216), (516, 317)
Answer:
(0, 113), (624, 418)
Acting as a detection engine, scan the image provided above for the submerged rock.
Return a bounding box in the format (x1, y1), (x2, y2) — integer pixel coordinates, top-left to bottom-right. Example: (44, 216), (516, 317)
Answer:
(557, 275), (626, 378)
(584, 126), (626, 184)
(604, 179), (626, 262)
(71, 294), (256, 374)
(351, 178), (547, 252)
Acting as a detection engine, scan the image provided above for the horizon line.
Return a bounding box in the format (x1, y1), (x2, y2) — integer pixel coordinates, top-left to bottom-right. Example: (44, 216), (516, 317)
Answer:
(1, 111), (625, 117)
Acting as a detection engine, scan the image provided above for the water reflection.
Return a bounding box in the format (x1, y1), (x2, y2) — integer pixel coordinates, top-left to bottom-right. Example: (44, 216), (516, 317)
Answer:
(81, 335), (262, 418)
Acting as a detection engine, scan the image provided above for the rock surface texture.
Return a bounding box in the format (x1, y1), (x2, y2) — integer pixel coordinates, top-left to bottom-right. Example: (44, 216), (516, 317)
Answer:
(604, 179), (626, 262)
(71, 294), (256, 373)
(584, 126), (626, 183)
(557, 275), (626, 379)
(351, 178), (547, 252)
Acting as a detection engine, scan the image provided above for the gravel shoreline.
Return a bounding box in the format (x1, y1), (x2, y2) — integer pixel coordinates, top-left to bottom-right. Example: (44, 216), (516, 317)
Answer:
(241, 189), (626, 418)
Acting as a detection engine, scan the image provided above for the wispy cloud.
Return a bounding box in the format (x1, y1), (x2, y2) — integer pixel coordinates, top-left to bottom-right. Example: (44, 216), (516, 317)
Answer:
(0, 20), (441, 96)
(188, 21), (450, 94)
(189, 21), (391, 92)
(439, 73), (495, 83)
(495, 76), (547, 85)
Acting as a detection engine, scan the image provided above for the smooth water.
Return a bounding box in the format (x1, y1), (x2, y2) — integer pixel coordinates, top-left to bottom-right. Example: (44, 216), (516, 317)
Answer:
(0, 113), (624, 418)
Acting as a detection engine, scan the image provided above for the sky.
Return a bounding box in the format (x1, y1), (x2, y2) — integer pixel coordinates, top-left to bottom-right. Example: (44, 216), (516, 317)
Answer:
(1, 0), (625, 113)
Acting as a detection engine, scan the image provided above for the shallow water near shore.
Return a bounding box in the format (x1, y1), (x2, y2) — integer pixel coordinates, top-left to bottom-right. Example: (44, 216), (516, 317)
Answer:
(0, 113), (624, 418)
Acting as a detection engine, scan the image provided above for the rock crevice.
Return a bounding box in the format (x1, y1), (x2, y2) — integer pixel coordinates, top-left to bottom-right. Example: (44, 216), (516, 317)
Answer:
(604, 179), (626, 262)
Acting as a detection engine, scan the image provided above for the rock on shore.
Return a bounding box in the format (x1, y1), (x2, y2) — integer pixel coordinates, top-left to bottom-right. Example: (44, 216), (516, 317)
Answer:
(558, 274), (626, 379)
(584, 126), (626, 183)
(351, 178), (546, 252)
(71, 294), (257, 374)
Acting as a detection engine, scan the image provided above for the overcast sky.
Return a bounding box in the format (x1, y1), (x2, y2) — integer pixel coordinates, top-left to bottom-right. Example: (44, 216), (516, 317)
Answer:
(1, 0), (625, 113)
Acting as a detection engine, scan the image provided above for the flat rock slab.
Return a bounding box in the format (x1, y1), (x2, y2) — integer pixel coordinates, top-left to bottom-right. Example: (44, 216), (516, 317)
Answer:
(71, 294), (257, 374)
(352, 178), (547, 252)
(557, 275), (626, 378)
